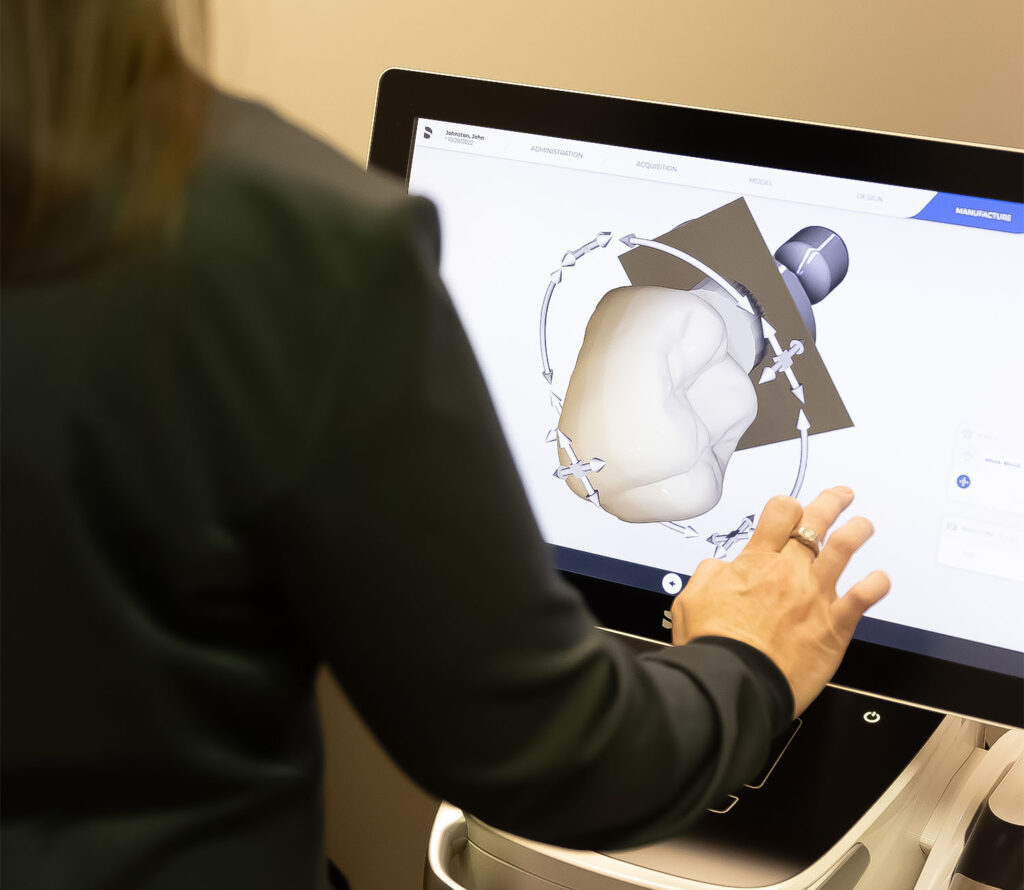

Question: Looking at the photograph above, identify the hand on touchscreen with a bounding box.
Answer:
[670,487,890,717]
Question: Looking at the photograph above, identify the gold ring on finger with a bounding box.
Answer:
[789,525,821,557]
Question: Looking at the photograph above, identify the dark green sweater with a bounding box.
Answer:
[1,93,791,889]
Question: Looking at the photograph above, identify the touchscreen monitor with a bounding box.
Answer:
[370,71,1024,727]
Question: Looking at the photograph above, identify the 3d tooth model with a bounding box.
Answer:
[538,199,853,555]
[556,283,759,523]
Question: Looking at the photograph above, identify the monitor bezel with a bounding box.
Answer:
[369,68,1024,728]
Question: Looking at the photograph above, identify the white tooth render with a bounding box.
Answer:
[558,285,760,523]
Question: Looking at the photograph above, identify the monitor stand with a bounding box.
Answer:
[429,684,1024,889]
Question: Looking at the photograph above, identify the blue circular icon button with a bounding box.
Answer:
[956,474,971,489]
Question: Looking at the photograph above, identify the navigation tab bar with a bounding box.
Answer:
[414,118,1020,233]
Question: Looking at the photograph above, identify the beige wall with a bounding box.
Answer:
[209,0,1024,164]
[206,3,1022,886]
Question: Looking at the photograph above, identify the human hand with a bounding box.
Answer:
[670,487,890,716]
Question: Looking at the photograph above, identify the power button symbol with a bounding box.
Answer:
[863,711,881,724]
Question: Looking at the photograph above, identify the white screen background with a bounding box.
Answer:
[409,140,1024,655]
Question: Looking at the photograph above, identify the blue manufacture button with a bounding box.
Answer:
[914,193,1024,233]
[957,474,972,489]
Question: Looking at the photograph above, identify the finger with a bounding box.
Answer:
[781,486,855,559]
[814,516,875,588]
[832,570,891,639]
[747,495,803,551]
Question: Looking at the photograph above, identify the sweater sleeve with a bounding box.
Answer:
[254,193,793,850]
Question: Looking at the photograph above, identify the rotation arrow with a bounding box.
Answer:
[552,430,603,506]
[661,521,701,538]
[790,409,811,498]
[571,231,613,259]
[553,457,606,480]
[563,231,613,267]
[539,269,562,383]
[706,515,756,558]
[540,234,612,384]
[758,320,805,402]
[761,318,783,356]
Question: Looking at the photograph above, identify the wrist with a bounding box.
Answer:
[689,636,796,731]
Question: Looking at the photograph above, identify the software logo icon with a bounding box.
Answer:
[423,126,433,139]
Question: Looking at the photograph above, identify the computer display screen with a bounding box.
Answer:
[370,71,1024,726]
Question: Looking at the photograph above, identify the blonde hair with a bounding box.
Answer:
[1,0,208,280]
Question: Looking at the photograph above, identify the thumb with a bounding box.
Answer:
[671,596,690,645]
[832,571,891,640]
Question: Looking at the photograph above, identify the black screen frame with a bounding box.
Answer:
[369,68,1024,728]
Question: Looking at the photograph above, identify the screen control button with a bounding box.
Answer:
[745,717,802,789]
[707,794,739,814]
[863,710,881,724]
[662,573,683,594]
